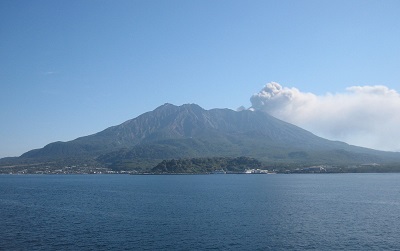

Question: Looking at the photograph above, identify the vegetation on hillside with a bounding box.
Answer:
[151,156,262,174]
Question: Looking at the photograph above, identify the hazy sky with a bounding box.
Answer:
[1,0,400,157]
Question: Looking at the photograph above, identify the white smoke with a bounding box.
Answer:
[250,82,400,152]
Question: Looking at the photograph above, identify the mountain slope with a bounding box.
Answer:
[10,103,400,168]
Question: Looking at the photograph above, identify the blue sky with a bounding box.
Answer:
[1,0,400,157]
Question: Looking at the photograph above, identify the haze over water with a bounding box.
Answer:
[1,174,399,250]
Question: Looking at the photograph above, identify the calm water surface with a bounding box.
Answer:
[1,174,399,250]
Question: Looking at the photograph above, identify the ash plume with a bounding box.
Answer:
[250,82,400,151]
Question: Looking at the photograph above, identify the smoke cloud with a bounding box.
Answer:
[250,82,400,152]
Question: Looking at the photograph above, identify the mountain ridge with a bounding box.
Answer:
[3,103,400,170]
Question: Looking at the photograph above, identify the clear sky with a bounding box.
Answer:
[1,0,400,157]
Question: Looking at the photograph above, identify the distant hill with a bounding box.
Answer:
[151,157,262,174]
[2,103,400,170]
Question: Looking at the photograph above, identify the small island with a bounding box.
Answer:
[151,156,263,174]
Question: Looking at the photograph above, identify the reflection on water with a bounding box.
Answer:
[1,174,399,250]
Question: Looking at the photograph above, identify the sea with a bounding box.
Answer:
[1,174,399,250]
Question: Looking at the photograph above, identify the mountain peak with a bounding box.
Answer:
[14,103,400,167]
[156,103,204,110]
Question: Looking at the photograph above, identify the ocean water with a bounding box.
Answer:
[1,174,399,250]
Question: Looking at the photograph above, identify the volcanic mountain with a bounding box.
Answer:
[4,103,400,170]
